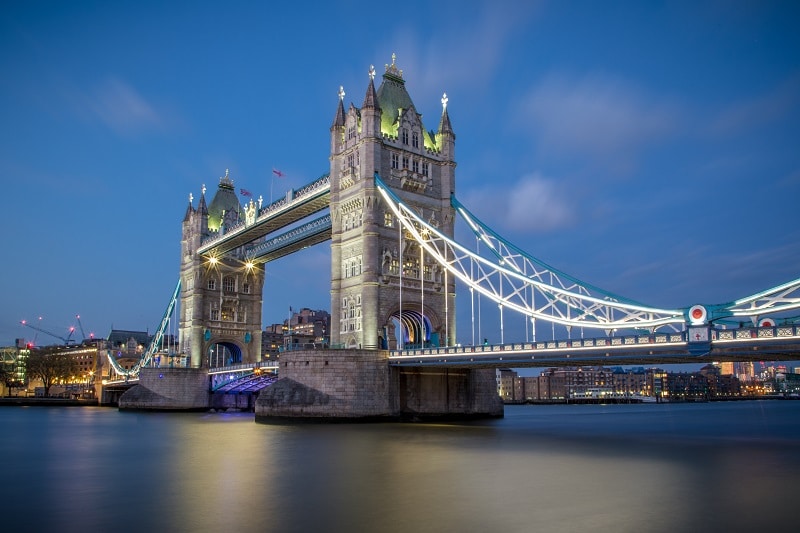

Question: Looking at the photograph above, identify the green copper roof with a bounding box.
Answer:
[377,70,414,136]
[207,171,241,231]
[375,57,439,150]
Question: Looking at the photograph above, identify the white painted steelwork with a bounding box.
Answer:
[376,174,685,331]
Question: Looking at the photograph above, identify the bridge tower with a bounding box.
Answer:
[329,56,457,350]
[179,172,264,367]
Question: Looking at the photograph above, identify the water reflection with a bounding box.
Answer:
[1,401,798,532]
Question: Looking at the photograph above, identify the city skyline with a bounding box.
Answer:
[2,1,799,348]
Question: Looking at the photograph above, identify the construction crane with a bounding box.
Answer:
[20,319,76,346]
[75,314,93,341]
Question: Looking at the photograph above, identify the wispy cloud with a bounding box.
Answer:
[383,2,542,101]
[707,75,800,137]
[461,172,574,233]
[519,73,680,172]
[81,78,168,135]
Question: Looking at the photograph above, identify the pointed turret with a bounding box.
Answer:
[361,65,381,138]
[183,193,195,223]
[438,94,454,135]
[436,92,455,161]
[331,85,346,155]
[197,185,209,235]
[197,185,208,216]
[363,65,379,109]
[332,87,346,129]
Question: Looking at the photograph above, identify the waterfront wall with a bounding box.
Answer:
[255,349,503,422]
[398,367,503,419]
[256,349,396,421]
[118,368,209,411]
[115,351,503,419]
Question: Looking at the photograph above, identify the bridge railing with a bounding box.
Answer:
[199,174,330,251]
[279,343,340,352]
[388,325,800,358]
[247,214,331,259]
[208,360,279,374]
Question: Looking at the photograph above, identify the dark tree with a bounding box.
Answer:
[25,348,79,397]
[0,364,17,397]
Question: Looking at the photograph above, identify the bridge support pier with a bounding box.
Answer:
[118,368,209,411]
[255,350,503,422]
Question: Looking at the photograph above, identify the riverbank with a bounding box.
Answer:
[508,394,797,405]
[0,397,99,407]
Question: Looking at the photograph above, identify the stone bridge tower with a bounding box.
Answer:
[179,172,264,367]
[329,56,456,350]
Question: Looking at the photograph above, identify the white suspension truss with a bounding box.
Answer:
[720,278,800,320]
[375,174,685,332]
[107,279,181,378]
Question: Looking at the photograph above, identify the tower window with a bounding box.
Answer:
[412,131,419,148]
[384,212,393,227]
[412,160,419,173]
[223,277,235,292]
[207,278,217,290]
[391,153,399,169]
[422,162,429,177]
[401,128,409,145]
[402,157,409,170]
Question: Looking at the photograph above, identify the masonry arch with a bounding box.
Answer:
[384,308,442,350]
[206,339,243,368]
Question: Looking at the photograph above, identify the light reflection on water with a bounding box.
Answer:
[1,401,798,532]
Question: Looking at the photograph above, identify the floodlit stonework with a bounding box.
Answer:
[179,174,265,368]
[329,56,456,351]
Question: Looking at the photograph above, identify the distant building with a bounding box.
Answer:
[106,329,150,377]
[261,324,284,360]
[0,340,29,395]
[718,361,735,376]
[261,308,331,359]
[497,369,516,401]
[611,367,648,397]
[502,365,743,402]
[537,367,616,400]
[286,308,330,348]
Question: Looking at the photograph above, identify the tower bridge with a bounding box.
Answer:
[115,56,800,419]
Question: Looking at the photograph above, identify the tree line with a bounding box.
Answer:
[1,347,80,397]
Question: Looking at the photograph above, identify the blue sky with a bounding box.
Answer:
[1,0,799,350]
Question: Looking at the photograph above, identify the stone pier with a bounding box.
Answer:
[118,368,209,411]
[255,349,503,422]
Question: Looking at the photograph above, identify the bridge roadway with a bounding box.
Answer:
[197,174,331,259]
[388,324,800,368]
[247,214,331,263]
[106,326,798,396]
[209,361,279,392]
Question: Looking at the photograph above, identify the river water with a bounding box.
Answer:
[1,401,798,532]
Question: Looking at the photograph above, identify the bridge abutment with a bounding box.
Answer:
[255,349,502,422]
[118,368,209,411]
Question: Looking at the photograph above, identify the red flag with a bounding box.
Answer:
[240,188,252,197]
[272,168,285,178]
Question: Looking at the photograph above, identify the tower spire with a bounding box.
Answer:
[363,65,378,109]
[438,92,453,135]
[183,192,195,222]
[332,85,346,128]
[197,184,208,215]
